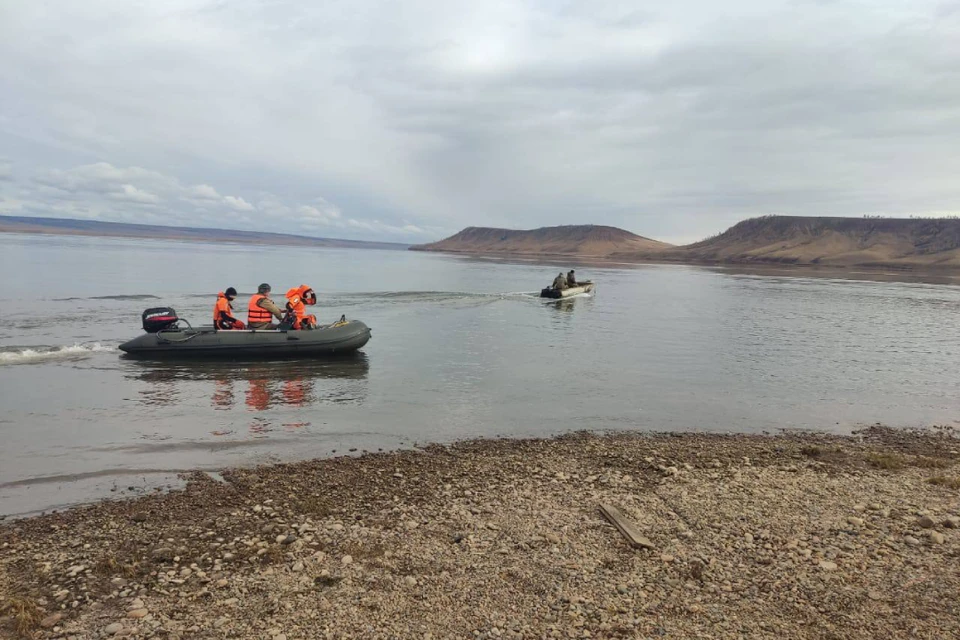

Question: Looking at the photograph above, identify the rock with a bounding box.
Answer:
[131,513,148,523]
[127,608,149,619]
[743,533,754,544]
[404,576,417,586]
[40,612,64,628]
[930,531,945,545]
[904,536,921,546]
[847,517,864,527]
[215,579,228,588]
[660,554,675,563]
[916,516,936,529]
[275,534,287,544]
[818,561,838,571]
[281,534,297,545]
[151,547,175,562]
[292,562,304,572]
[341,555,353,565]
[943,516,959,529]
[867,591,883,601]
[544,533,560,545]
[111,577,128,587]
[105,623,124,635]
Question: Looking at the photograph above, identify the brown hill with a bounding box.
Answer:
[621,216,960,269]
[412,225,671,257]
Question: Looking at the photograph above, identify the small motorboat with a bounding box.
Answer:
[119,307,371,357]
[540,281,595,299]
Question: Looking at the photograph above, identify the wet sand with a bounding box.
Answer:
[2,426,959,639]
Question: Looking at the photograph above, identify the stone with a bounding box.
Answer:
[929,531,945,545]
[40,612,64,628]
[916,516,936,529]
[904,536,921,546]
[281,534,297,545]
[743,533,754,544]
[105,623,124,635]
[818,561,838,571]
[847,517,864,527]
[544,533,560,545]
[943,516,959,529]
[867,591,883,601]
[151,547,175,562]
[127,608,149,619]
[292,562,304,572]
[341,555,353,565]
[404,576,417,586]
[215,579,228,588]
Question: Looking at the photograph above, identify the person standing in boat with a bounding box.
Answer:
[213,287,245,330]
[552,272,568,290]
[567,270,577,286]
[247,283,285,329]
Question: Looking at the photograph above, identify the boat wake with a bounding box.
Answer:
[52,294,161,301]
[0,343,115,366]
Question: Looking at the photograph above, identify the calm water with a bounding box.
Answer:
[1,233,959,516]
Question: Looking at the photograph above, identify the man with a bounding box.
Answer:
[567,270,577,286]
[247,283,285,329]
[552,272,568,290]
[213,287,245,330]
[285,284,318,330]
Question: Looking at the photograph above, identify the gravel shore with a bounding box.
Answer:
[2,426,959,639]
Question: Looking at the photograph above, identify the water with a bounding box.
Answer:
[1,233,959,516]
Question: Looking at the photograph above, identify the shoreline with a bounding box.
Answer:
[2,427,959,639]
[412,247,960,277]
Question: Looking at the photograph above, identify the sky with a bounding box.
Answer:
[1,1,959,245]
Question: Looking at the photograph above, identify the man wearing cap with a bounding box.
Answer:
[247,283,285,329]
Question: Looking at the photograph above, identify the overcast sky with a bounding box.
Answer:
[1,1,959,244]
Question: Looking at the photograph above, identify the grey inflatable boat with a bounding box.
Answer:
[119,307,371,357]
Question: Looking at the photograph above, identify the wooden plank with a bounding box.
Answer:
[599,503,655,550]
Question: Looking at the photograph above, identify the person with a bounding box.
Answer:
[567,270,577,286]
[213,287,245,330]
[284,284,318,330]
[552,272,568,290]
[247,283,284,329]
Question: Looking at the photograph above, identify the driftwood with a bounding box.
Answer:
[599,503,655,550]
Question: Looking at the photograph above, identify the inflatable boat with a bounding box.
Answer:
[119,307,371,357]
[540,281,595,299]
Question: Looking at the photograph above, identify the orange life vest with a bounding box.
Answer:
[214,292,235,326]
[247,294,273,324]
[285,285,316,329]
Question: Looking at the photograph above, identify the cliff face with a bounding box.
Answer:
[636,216,960,267]
[412,225,671,256]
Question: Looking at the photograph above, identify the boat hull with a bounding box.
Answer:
[118,320,371,358]
[540,282,595,299]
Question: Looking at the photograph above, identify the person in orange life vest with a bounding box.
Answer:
[247,283,284,329]
[213,287,246,330]
[284,284,318,330]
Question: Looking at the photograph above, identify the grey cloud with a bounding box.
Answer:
[1,0,959,242]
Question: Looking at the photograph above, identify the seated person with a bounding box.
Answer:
[213,287,245,330]
[285,284,318,330]
[567,269,577,286]
[247,283,285,329]
[552,272,568,290]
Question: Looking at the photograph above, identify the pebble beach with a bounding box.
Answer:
[2,426,959,639]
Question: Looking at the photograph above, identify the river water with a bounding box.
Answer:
[1,233,959,516]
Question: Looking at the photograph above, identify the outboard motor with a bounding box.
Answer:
[142,307,180,333]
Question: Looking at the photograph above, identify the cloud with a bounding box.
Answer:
[1,1,960,242]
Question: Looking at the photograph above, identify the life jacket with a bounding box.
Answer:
[247,294,273,324]
[214,292,236,327]
[285,285,316,328]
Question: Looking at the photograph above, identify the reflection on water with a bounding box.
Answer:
[124,354,370,410]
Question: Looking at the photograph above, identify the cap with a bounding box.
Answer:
[258,283,271,294]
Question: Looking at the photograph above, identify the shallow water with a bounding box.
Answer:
[1,233,959,516]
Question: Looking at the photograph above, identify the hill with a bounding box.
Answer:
[411,225,671,257]
[617,216,960,269]
[0,215,408,250]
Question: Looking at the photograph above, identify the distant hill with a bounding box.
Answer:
[616,216,960,269]
[412,225,671,257]
[0,215,408,250]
